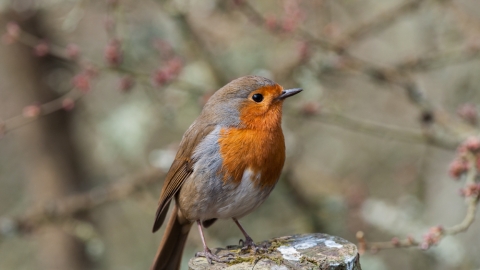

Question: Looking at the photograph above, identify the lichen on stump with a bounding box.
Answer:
[188,233,361,270]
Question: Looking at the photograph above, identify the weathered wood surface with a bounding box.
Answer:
[189,233,361,270]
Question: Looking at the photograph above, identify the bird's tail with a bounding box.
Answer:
[150,205,192,270]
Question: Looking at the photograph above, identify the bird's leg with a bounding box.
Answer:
[232,218,258,251]
[194,220,232,264]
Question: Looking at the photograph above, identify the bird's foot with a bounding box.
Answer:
[239,236,268,254]
[195,247,234,264]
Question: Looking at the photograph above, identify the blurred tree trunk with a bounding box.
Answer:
[0,11,88,270]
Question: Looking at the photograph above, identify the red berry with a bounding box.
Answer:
[448,159,469,179]
[62,98,75,111]
[72,73,91,93]
[34,41,49,57]
[457,103,477,125]
[104,39,122,66]
[301,102,320,116]
[464,137,480,152]
[66,44,80,60]
[23,105,41,118]
[152,69,170,86]
[119,76,135,92]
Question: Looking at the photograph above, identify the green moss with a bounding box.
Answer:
[300,255,320,267]
[227,256,255,265]
[268,238,290,252]
[226,253,285,266]
[267,255,284,265]
[224,238,296,267]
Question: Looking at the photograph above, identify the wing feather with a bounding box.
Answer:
[152,123,215,232]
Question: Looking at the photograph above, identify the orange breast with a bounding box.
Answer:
[218,127,285,188]
[218,83,286,188]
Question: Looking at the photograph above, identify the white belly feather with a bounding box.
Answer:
[215,169,271,219]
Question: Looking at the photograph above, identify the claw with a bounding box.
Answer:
[239,236,269,254]
[195,248,233,264]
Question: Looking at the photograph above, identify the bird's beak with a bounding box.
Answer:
[278,88,303,100]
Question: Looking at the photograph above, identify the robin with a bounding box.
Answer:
[151,75,302,270]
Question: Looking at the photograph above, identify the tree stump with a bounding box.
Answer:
[189,233,361,270]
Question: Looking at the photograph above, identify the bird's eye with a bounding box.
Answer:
[252,93,264,103]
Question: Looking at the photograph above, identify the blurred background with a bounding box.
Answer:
[1,0,480,269]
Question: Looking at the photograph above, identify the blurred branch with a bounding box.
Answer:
[316,50,480,139]
[441,0,480,39]
[443,188,478,235]
[1,88,83,136]
[0,20,186,137]
[0,11,91,269]
[236,1,340,52]
[150,0,232,86]
[443,152,479,234]
[174,13,231,86]
[0,168,164,242]
[304,110,460,150]
[335,0,425,49]
[356,231,418,252]
[357,149,479,252]
[14,27,73,60]
[235,2,421,98]
[237,0,480,141]
[393,46,480,72]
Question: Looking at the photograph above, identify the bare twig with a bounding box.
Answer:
[0,21,186,137]
[443,152,479,235]
[335,0,424,49]
[393,46,480,72]
[0,168,164,241]
[1,88,84,136]
[358,150,479,252]
[441,0,480,39]
[356,231,418,253]
[302,110,460,150]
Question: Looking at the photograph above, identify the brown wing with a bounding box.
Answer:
[152,123,215,232]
